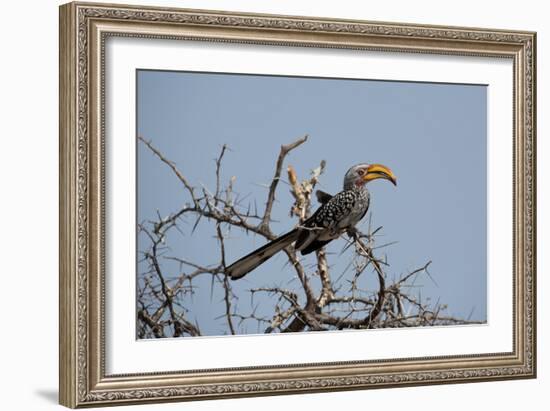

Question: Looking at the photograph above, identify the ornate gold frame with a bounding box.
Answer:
[59,1,536,408]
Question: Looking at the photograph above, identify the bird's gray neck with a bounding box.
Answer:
[343,182,368,192]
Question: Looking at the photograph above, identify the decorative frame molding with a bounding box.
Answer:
[59,2,536,408]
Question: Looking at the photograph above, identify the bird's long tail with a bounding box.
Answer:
[226,229,299,280]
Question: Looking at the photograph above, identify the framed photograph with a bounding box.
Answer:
[59,1,536,408]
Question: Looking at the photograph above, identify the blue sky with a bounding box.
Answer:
[137,69,487,336]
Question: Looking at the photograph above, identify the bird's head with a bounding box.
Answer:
[343,163,397,190]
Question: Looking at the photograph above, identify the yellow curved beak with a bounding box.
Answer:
[363,164,397,186]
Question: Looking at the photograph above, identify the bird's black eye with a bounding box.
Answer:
[357,169,365,176]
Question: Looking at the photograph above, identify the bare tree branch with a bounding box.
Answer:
[261,135,308,231]
[138,136,200,208]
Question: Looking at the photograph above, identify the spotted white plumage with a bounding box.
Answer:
[293,187,370,253]
[314,188,370,228]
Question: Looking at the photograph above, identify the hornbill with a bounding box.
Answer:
[226,163,397,280]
